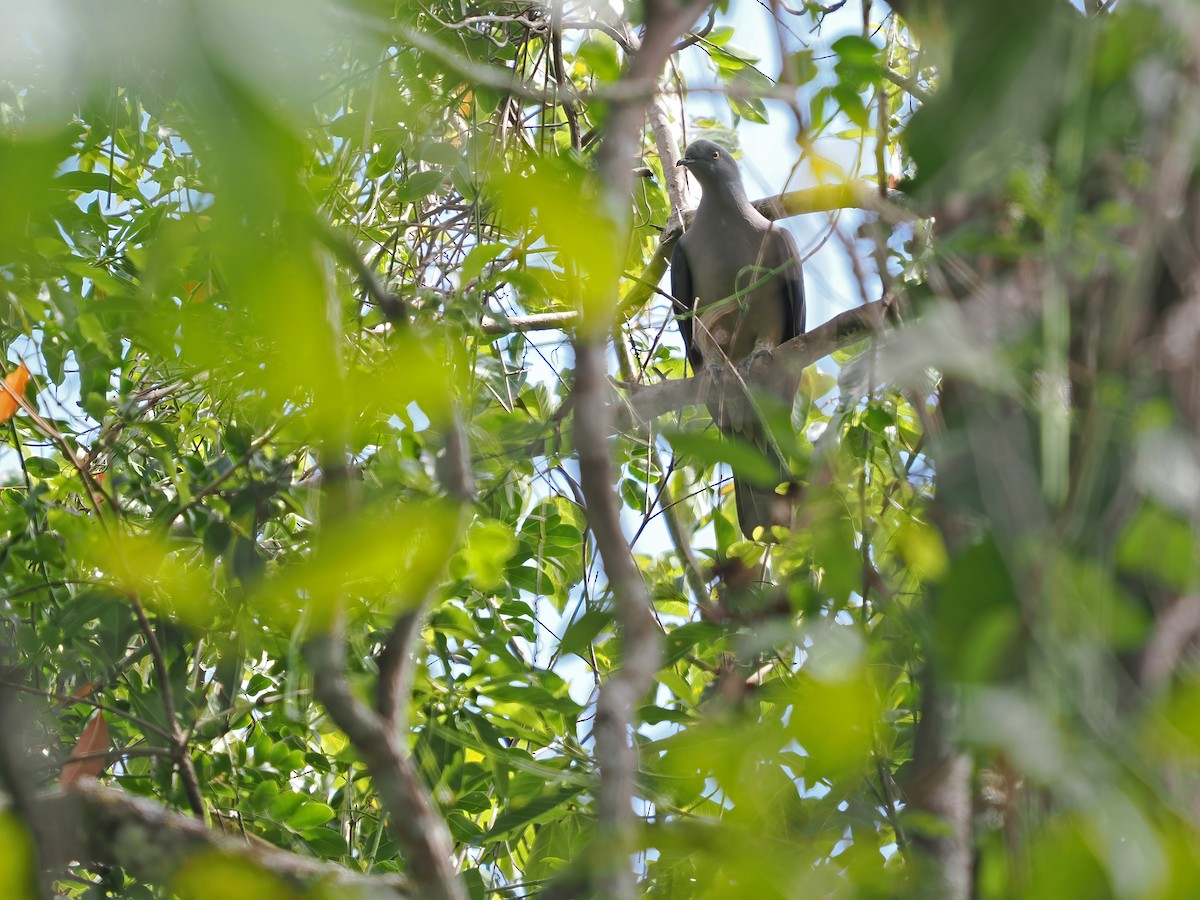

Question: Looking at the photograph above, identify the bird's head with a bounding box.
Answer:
[676,140,744,192]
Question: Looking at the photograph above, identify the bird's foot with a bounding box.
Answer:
[740,346,775,377]
[703,363,728,385]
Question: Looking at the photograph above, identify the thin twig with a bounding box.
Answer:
[127,592,207,820]
[0,679,174,743]
[1,377,110,519]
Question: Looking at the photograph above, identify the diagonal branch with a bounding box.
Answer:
[620,294,898,423]
[43,780,411,897]
[127,591,207,821]
[377,416,475,730]
[306,629,464,900]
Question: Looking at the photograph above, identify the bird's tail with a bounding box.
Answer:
[733,475,795,541]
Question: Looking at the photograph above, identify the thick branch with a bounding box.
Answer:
[41,781,409,897]
[307,633,465,900]
[621,296,897,423]
[756,182,918,226]
[575,3,709,897]
[907,671,972,900]
[573,337,663,899]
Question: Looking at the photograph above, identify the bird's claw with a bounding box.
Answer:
[741,347,774,376]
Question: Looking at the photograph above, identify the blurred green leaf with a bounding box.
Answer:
[664,429,781,487]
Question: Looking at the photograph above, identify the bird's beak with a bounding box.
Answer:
[676,158,692,168]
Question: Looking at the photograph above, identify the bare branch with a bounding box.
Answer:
[573,3,711,897]
[882,66,933,104]
[307,630,465,900]
[43,780,410,897]
[670,7,716,53]
[621,295,898,423]
[480,311,579,334]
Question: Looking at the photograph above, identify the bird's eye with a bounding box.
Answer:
[711,150,720,159]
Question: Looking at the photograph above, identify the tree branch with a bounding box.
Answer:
[41,780,410,897]
[306,631,465,900]
[882,66,933,104]
[128,592,207,820]
[378,415,475,730]
[479,183,917,336]
[620,295,898,424]
[573,3,710,896]
[480,311,579,335]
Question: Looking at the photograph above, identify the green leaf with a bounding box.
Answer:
[575,36,621,82]
[248,780,278,813]
[24,456,60,478]
[395,169,445,203]
[484,786,585,842]
[268,790,305,820]
[415,140,462,168]
[558,607,613,658]
[729,95,769,125]
[832,83,870,129]
[288,801,335,830]
[1117,502,1200,590]
[664,429,782,487]
[301,826,349,857]
[785,49,819,86]
[664,622,725,665]
[459,519,518,590]
[832,34,881,88]
[461,243,509,284]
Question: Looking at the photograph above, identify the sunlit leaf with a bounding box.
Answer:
[0,362,31,423]
[664,429,781,487]
[0,813,35,900]
[171,852,293,900]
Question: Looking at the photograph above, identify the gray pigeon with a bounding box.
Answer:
[671,140,806,539]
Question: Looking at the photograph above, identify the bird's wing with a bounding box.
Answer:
[768,224,806,340]
[669,239,705,372]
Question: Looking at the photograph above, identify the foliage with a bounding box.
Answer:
[2,1,1199,898]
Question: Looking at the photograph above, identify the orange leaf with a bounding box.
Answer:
[0,362,31,423]
[59,710,110,787]
[71,682,95,700]
[182,280,209,303]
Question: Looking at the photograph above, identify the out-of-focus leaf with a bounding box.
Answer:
[171,852,292,900]
[486,156,622,321]
[484,786,585,843]
[575,35,621,82]
[664,429,781,487]
[1117,502,1200,591]
[0,813,35,900]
